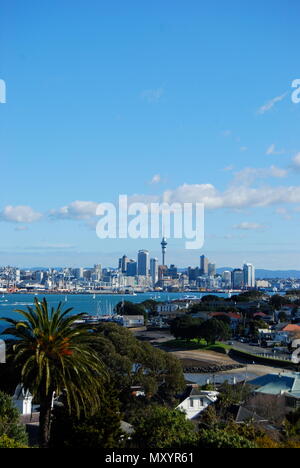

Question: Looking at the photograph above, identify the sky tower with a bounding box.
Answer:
[161,237,167,266]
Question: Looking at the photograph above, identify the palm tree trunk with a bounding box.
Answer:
[39,391,54,448]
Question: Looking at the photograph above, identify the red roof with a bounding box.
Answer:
[210,312,241,320]
[253,312,268,318]
[282,324,300,332]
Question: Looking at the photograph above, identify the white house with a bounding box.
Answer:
[120,315,145,328]
[13,385,33,416]
[176,387,219,420]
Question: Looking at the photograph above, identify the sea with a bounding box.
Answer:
[0,291,229,333]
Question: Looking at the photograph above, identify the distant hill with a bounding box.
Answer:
[217,268,300,279]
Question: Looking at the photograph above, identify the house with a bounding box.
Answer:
[156,303,180,314]
[13,385,33,416]
[176,386,218,420]
[120,315,145,328]
[272,323,300,344]
[248,372,300,411]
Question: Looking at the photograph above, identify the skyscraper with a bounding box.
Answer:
[208,263,216,277]
[126,260,137,277]
[222,270,232,288]
[232,269,244,289]
[121,255,129,274]
[243,263,255,288]
[200,255,209,276]
[150,258,158,285]
[138,250,149,276]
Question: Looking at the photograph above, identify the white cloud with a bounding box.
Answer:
[266,144,285,156]
[233,165,288,185]
[233,222,267,230]
[275,207,292,220]
[0,205,42,223]
[258,93,287,114]
[223,165,235,172]
[151,183,300,210]
[292,153,300,169]
[50,201,98,220]
[150,174,161,184]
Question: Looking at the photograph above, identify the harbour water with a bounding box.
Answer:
[0,291,222,332]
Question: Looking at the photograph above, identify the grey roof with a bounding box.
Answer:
[249,372,300,396]
[236,406,267,423]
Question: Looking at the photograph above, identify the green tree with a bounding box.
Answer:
[0,391,28,445]
[131,406,198,449]
[95,323,185,408]
[50,385,123,448]
[198,319,231,345]
[0,434,28,448]
[198,429,256,448]
[0,298,106,448]
[270,294,289,309]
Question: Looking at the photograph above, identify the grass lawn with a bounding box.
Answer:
[163,338,232,354]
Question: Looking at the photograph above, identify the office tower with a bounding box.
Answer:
[93,264,102,281]
[208,263,216,277]
[161,237,167,266]
[188,267,201,282]
[200,255,209,275]
[150,258,159,285]
[222,270,232,288]
[232,269,244,289]
[74,268,84,280]
[137,250,149,276]
[126,260,137,277]
[121,255,129,274]
[243,263,255,288]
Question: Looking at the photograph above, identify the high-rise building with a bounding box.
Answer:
[243,263,255,288]
[121,255,129,274]
[137,250,149,276]
[74,268,84,280]
[208,263,216,277]
[126,260,137,277]
[150,258,158,285]
[222,270,232,288]
[200,255,209,276]
[93,264,102,281]
[232,269,244,289]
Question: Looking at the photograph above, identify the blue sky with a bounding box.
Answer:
[1,0,300,269]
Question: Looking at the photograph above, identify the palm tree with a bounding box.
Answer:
[0,298,106,448]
